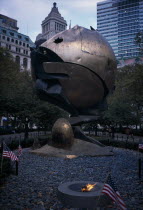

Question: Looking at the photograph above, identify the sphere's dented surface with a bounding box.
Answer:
[31,25,117,116]
[52,118,74,148]
[42,25,116,91]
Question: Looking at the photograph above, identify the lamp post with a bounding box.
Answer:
[24,117,29,140]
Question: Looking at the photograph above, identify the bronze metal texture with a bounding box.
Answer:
[52,118,74,148]
[41,25,116,92]
[43,62,104,108]
[31,25,117,117]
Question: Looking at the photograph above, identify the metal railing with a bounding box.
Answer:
[0,131,51,145]
[86,130,143,148]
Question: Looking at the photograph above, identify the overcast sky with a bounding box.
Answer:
[0,0,105,42]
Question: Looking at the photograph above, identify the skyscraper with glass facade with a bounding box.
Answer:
[97,0,143,62]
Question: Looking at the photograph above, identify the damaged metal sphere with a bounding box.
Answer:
[31,25,116,117]
[52,118,74,148]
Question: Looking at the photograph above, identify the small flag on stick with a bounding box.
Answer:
[102,173,126,210]
[3,142,18,161]
[139,144,143,150]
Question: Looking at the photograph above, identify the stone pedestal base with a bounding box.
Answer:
[58,181,112,209]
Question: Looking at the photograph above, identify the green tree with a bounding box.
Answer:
[122,64,143,128]
[34,102,68,131]
[0,47,20,120]
[0,47,68,136]
[104,63,143,128]
[0,47,38,137]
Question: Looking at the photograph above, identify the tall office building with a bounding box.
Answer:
[0,14,34,71]
[97,0,143,65]
[36,2,67,42]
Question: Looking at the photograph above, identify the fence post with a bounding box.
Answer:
[19,134,21,141]
[132,135,135,149]
[138,158,142,179]
[126,136,128,149]
[16,160,18,176]
[0,141,4,175]
[15,136,17,148]
[9,136,11,145]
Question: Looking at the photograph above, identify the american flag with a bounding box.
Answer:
[139,144,143,150]
[18,144,22,156]
[102,173,126,210]
[3,142,18,161]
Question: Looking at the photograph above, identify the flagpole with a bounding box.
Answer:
[16,138,20,175]
[16,160,18,176]
[18,137,20,158]
[96,171,111,209]
[96,147,115,209]
[0,141,4,175]
[95,148,112,208]
[138,144,141,180]
[19,135,21,146]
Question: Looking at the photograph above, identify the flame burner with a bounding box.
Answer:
[58,181,111,209]
[81,183,96,192]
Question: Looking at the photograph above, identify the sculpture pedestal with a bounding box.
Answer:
[30,138,113,157]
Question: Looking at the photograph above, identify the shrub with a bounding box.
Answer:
[38,135,52,146]
[0,127,15,135]
[93,136,140,151]
[9,139,19,150]
[132,130,143,136]
[21,138,34,148]
[0,154,12,179]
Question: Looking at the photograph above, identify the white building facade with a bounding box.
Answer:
[36,2,67,42]
[0,14,34,71]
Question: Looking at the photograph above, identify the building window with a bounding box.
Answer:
[15,56,20,66]
[16,47,20,53]
[2,36,5,40]
[10,32,14,36]
[15,40,18,44]
[11,38,14,42]
[2,29,6,34]
[23,49,25,54]
[43,26,45,33]
[25,37,29,41]
[18,35,22,39]
[27,44,29,47]
[7,37,10,41]
[19,41,22,45]
[26,51,28,55]
[23,58,28,69]
[23,42,25,47]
